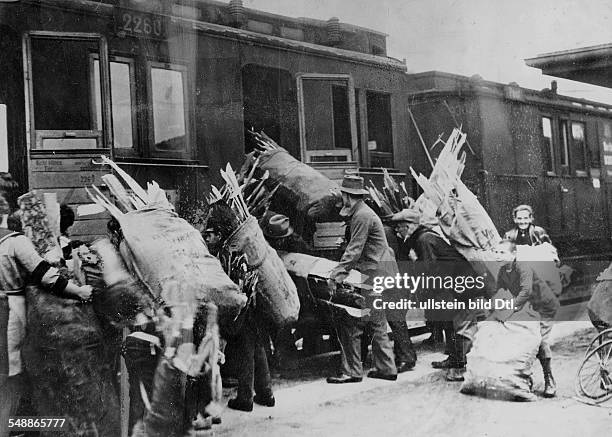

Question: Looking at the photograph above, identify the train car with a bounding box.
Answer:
[404,71,612,257]
[0,0,411,241]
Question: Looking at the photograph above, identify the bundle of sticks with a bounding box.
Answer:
[207,164,262,297]
[86,156,171,219]
[207,162,280,219]
[410,128,500,250]
[206,163,300,326]
[366,169,414,218]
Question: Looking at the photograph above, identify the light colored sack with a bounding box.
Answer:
[118,206,246,322]
[226,216,299,326]
[460,291,541,402]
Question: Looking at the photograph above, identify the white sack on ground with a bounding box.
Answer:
[460,291,542,402]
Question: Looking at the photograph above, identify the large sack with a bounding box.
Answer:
[588,273,612,326]
[245,148,340,220]
[460,292,541,402]
[516,243,562,297]
[437,181,501,250]
[117,206,246,322]
[226,216,299,326]
[22,286,121,436]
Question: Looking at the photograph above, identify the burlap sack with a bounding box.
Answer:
[226,216,299,326]
[118,206,246,322]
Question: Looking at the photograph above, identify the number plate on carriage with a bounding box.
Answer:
[115,8,167,40]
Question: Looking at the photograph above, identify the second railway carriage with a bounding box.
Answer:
[404,71,612,273]
[0,0,411,241]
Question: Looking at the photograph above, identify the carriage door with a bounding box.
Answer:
[23,32,112,240]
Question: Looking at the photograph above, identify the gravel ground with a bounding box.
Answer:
[217,326,612,437]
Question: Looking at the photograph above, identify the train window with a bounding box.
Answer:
[297,74,357,163]
[149,63,188,155]
[30,38,102,146]
[366,91,394,168]
[541,117,554,173]
[241,65,298,155]
[571,121,587,173]
[92,57,136,150]
[558,120,570,169]
[0,104,7,172]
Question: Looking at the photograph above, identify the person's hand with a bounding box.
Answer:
[76,284,93,300]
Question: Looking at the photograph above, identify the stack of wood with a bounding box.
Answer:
[312,222,346,249]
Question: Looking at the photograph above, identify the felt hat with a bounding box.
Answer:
[262,214,294,239]
[339,175,368,195]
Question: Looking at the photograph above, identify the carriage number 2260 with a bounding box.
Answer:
[120,12,164,38]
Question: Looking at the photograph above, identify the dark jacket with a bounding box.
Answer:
[406,226,475,277]
[504,225,551,246]
[497,259,559,319]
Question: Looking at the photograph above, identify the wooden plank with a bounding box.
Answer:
[30,171,106,189]
[34,187,108,205]
[68,204,111,221]
[30,157,110,173]
[69,219,109,236]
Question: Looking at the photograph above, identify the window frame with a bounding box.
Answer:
[23,31,112,154]
[90,54,138,156]
[296,73,358,164]
[570,120,588,176]
[365,90,394,168]
[146,60,192,160]
[541,115,555,176]
[558,118,570,174]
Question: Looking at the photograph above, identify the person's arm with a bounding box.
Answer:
[513,261,533,311]
[335,213,370,275]
[13,235,92,300]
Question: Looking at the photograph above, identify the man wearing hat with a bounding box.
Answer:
[391,208,481,381]
[261,213,310,254]
[327,175,398,383]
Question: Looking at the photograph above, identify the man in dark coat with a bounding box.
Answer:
[391,208,482,381]
[327,176,398,383]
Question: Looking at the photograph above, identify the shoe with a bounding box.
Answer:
[326,374,363,384]
[367,370,397,381]
[445,367,466,382]
[212,416,222,425]
[227,397,253,412]
[396,361,416,373]
[541,358,557,398]
[254,394,275,407]
[431,357,463,369]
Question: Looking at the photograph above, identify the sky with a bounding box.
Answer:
[245,0,612,104]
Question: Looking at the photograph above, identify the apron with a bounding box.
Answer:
[0,230,26,378]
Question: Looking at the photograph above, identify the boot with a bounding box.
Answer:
[541,358,557,398]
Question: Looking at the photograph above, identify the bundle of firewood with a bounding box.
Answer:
[366,169,414,218]
[410,128,500,251]
[240,131,341,222]
[206,163,300,327]
[207,163,279,221]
